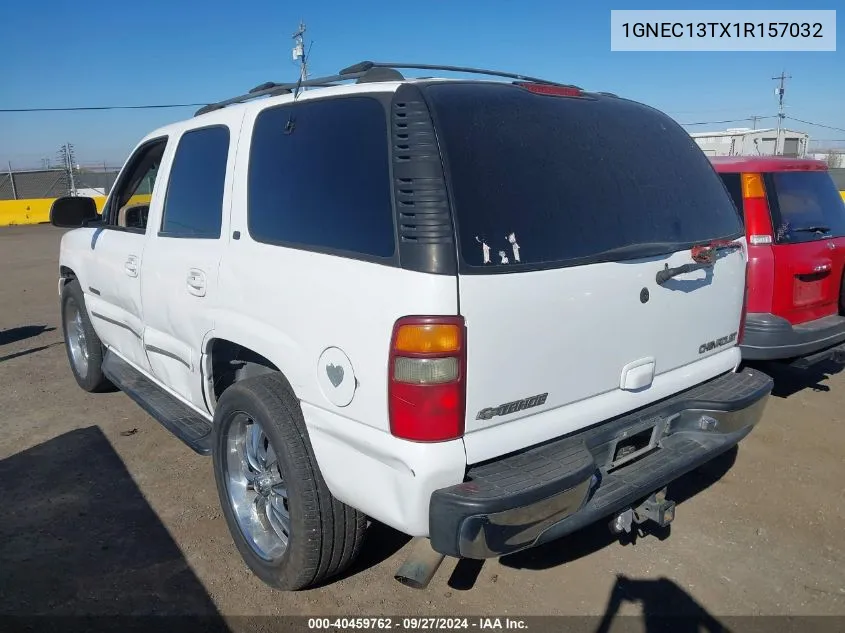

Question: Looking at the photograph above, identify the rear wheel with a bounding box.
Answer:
[61,280,111,392]
[212,372,366,590]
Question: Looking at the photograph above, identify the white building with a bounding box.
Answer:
[690,127,809,158]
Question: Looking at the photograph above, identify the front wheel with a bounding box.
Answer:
[211,373,366,590]
[61,280,111,392]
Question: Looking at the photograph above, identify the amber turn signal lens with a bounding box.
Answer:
[741,173,766,199]
[394,324,461,354]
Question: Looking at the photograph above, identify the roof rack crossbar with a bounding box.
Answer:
[194,71,367,116]
[339,61,579,89]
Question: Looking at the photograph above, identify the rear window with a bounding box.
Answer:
[719,173,744,219]
[424,83,743,270]
[766,171,845,244]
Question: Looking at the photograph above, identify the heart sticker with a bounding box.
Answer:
[326,363,344,388]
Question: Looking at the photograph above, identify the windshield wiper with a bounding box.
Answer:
[791,225,831,234]
[655,240,742,286]
[592,242,686,260]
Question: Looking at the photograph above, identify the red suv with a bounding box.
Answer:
[711,156,845,367]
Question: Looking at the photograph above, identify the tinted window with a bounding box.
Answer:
[719,173,744,220]
[161,126,229,238]
[767,171,845,244]
[248,97,395,258]
[425,83,743,270]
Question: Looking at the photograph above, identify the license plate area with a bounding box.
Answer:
[606,420,661,472]
[793,272,829,307]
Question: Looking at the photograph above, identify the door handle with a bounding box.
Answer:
[124,256,139,277]
[187,269,207,297]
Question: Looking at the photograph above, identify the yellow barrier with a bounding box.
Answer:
[3,193,845,226]
[0,197,107,227]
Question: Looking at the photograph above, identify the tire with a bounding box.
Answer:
[211,372,367,590]
[61,279,112,393]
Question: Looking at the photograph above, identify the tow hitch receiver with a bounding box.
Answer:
[609,488,676,534]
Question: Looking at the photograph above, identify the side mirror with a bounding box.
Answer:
[49,196,100,228]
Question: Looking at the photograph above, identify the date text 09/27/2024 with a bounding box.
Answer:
[308,618,528,631]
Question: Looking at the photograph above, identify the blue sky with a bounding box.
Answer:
[0,0,842,167]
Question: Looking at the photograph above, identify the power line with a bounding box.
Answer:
[680,116,776,126]
[785,116,845,134]
[0,103,209,113]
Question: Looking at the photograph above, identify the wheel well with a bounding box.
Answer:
[209,339,280,402]
[60,266,77,286]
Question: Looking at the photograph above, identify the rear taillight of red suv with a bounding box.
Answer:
[741,173,774,246]
[739,172,776,316]
[388,316,466,442]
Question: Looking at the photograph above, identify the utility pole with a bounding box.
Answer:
[292,21,308,84]
[58,143,77,196]
[7,161,17,200]
[750,115,762,130]
[772,71,791,155]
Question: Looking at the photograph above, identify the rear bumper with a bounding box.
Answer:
[740,312,845,364]
[428,368,772,559]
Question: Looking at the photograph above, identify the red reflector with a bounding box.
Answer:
[517,83,583,98]
[389,382,464,442]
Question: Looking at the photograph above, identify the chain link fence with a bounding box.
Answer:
[0,165,120,200]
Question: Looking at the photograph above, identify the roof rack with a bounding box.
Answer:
[194,61,579,117]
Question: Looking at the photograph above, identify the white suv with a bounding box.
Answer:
[51,61,773,591]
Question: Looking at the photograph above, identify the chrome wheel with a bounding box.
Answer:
[224,413,291,561]
[65,298,89,377]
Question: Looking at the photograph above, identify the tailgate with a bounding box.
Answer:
[459,247,745,437]
[766,170,845,324]
[421,81,746,458]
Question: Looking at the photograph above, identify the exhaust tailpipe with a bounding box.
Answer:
[394,538,446,590]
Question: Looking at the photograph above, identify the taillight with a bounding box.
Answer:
[388,316,466,442]
[740,173,774,244]
[739,171,775,315]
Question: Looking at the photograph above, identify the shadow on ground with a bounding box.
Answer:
[0,324,55,346]
[0,426,228,626]
[0,341,64,363]
[747,359,845,399]
[594,574,727,633]
[322,521,412,588]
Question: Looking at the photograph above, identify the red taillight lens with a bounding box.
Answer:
[388,316,466,442]
[516,82,583,98]
[740,173,774,242]
[739,171,775,315]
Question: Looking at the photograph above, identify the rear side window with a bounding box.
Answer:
[719,173,744,219]
[767,171,845,244]
[425,83,743,270]
[248,97,395,259]
[161,126,230,238]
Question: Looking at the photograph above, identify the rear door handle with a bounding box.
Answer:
[124,255,139,277]
[794,261,832,275]
[187,269,207,297]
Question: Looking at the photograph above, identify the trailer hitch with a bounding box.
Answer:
[609,488,676,535]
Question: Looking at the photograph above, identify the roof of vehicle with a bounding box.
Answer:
[709,156,828,173]
[139,60,596,147]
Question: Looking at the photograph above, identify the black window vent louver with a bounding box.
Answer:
[391,87,454,250]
